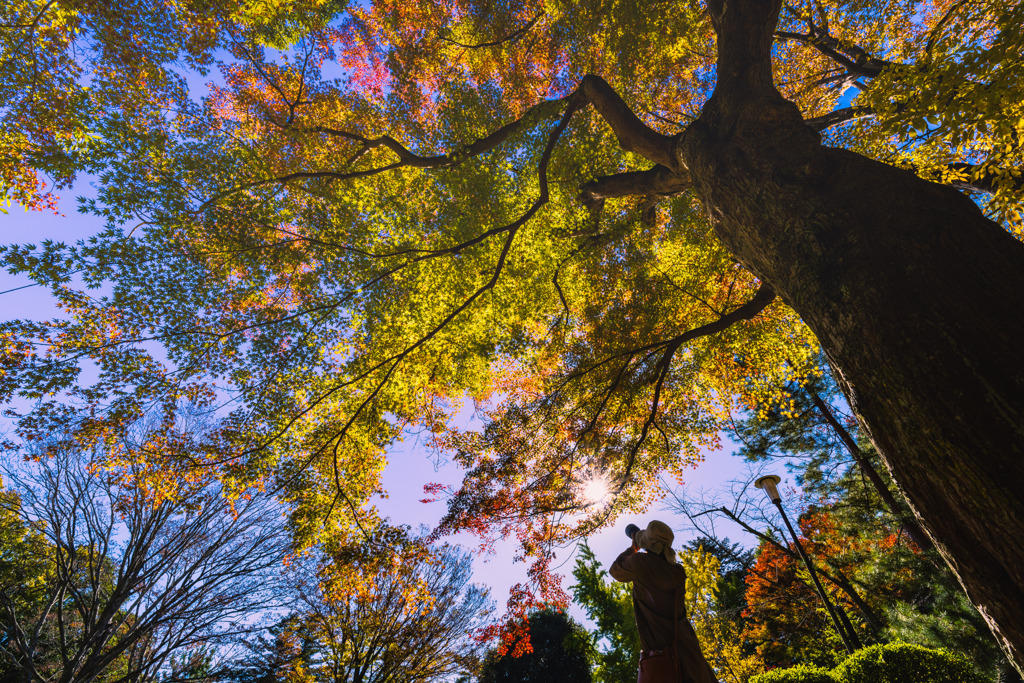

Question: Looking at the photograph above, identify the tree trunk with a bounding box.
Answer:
[677,0,1024,671]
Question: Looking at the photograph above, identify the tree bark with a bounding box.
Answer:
[676,0,1024,671]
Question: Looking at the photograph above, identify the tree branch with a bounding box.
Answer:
[944,163,1024,195]
[806,106,872,131]
[579,74,678,170]
[609,283,776,487]
[774,28,892,79]
[438,13,544,49]
[579,164,691,205]
[308,94,569,169]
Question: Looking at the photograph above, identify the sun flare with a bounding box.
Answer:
[578,470,611,507]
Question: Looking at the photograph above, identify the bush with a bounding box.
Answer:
[833,642,985,683]
[750,664,838,683]
[749,642,987,683]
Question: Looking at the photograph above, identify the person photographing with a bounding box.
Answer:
[609,520,719,683]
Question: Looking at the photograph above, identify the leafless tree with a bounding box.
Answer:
[276,541,493,683]
[0,446,289,683]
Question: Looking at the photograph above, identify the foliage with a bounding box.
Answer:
[571,542,640,683]
[279,541,493,683]
[478,608,593,683]
[728,370,853,496]
[742,530,841,668]
[0,0,821,613]
[160,645,219,683]
[851,0,1024,234]
[749,642,985,683]
[749,664,837,683]
[0,0,340,210]
[682,542,764,683]
[0,479,54,681]
[1,0,1023,650]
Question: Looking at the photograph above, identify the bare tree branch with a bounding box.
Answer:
[805,389,935,551]
[0,444,288,683]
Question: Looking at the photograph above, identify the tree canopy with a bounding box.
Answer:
[2,0,1023,672]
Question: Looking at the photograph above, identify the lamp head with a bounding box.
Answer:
[755,474,783,503]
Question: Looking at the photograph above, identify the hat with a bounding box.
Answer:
[635,520,676,563]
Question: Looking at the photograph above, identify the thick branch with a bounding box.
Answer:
[579,74,678,170]
[310,96,568,170]
[609,284,776,486]
[579,165,691,204]
[561,283,776,393]
[218,75,677,210]
[775,30,891,78]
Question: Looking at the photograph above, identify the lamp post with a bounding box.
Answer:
[754,474,857,654]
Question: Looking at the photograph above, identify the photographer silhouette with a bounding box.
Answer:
[610,520,719,683]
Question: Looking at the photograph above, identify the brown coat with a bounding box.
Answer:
[610,547,719,683]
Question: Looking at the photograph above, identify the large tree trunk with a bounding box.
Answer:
[677,0,1024,670]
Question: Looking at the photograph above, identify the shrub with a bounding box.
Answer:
[750,664,838,683]
[833,642,985,683]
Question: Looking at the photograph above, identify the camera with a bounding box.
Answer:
[625,523,640,540]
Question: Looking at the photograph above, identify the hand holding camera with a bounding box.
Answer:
[625,523,641,549]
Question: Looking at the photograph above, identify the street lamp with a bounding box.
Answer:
[754,474,858,654]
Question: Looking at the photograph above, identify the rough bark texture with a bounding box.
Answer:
[675,0,1024,670]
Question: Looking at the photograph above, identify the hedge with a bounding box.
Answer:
[834,642,985,683]
[750,664,837,683]
[748,642,985,683]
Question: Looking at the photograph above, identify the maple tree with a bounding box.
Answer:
[0,0,340,211]
[2,0,1024,671]
[741,511,866,668]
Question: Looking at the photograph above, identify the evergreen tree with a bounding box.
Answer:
[479,609,593,683]
[571,544,639,683]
